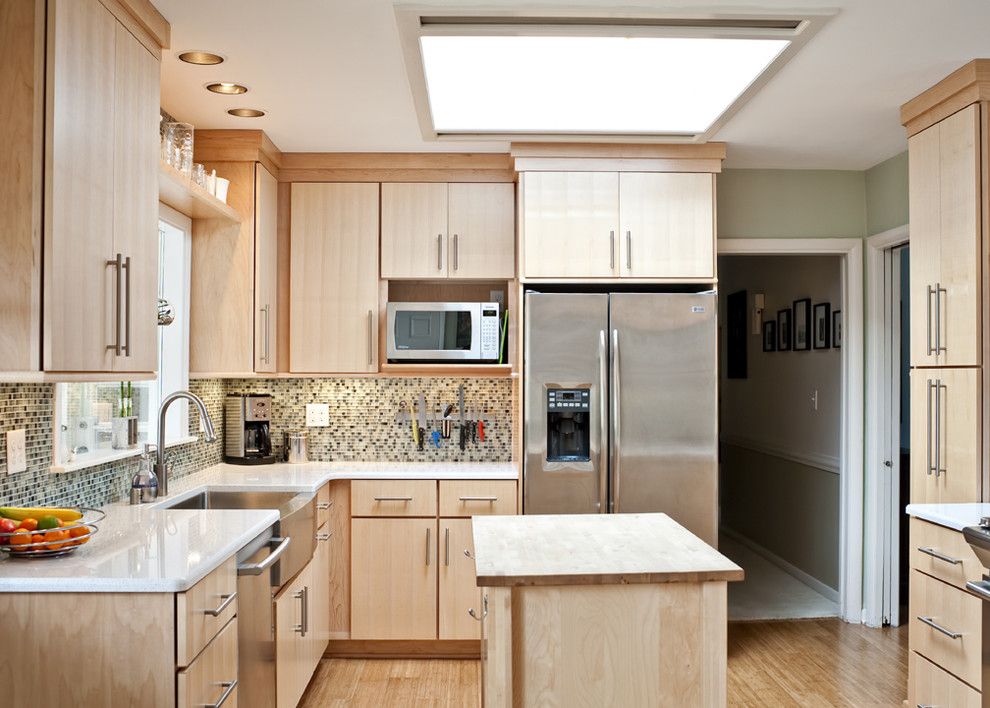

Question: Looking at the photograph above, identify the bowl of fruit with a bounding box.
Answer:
[0,506,104,559]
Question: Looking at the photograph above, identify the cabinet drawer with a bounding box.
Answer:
[351,479,437,517]
[910,517,986,590]
[909,570,982,690]
[439,480,517,517]
[317,482,331,528]
[177,557,238,667]
[177,617,238,708]
[910,650,981,707]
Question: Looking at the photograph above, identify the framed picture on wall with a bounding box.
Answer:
[762,320,777,352]
[792,298,811,351]
[813,302,831,349]
[832,309,842,348]
[777,308,791,351]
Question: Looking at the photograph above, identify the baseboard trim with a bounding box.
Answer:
[721,525,840,603]
[325,639,481,659]
[720,434,840,475]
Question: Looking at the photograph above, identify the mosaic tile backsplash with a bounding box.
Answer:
[0,377,512,508]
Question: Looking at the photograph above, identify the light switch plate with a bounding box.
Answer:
[306,403,330,427]
[6,429,26,474]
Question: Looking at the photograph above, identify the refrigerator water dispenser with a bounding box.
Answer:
[546,387,591,461]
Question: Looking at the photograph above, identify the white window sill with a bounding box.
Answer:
[50,435,200,474]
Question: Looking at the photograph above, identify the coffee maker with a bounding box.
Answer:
[224,394,276,465]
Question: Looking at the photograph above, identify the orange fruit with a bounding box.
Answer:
[19,518,38,532]
[9,529,30,546]
[68,526,90,546]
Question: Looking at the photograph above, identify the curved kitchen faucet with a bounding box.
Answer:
[155,391,217,497]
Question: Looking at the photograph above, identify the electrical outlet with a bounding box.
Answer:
[306,403,330,427]
[6,429,26,474]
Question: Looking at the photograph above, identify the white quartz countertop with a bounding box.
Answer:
[0,460,517,593]
[906,503,990,531]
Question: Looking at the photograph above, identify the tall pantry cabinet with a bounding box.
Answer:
[907,102,983,505]
[902,60,990,708]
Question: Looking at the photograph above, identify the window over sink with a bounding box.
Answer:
[52,204,193,472]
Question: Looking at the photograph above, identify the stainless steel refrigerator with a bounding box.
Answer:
[523,291,718,545]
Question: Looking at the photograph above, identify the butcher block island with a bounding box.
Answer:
[472,513,743,707]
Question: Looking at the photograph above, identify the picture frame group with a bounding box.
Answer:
[763,298,841,352]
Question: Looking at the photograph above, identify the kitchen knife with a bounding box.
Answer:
[417,394,428,451]
[458,385,466,451]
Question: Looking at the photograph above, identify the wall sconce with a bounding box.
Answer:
[752,293,765,335]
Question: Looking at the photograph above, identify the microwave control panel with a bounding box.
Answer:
[479,304,500,359]
[546,388,590,412]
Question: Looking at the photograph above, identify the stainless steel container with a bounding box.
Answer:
[285,430,308,464]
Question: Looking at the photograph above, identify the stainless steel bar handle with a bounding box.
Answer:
[293,588,305,635]
[302,585,309,636]
[317,532,331,541]
[265,304,271,363]
[122,255,131,356]
[918,546,962,565]
[926,285,935,356]
[935,283,949,356]
[203,591,238,617]
[966,579,990,600]
[463,548,474,559]
[317,501,331,510]
[445,527,450,566]
[106,254,123,355]
[468,593,488,621]
[367,310,374,366]
[926,380,935,476]
[425,527,431,566]
[610,328,621,513]
[934,379,943,478]
[609,231,615,270]
[259,305,271,363]
[917,615,962,639]
[205,680,238,708]
[374,496,413,502]
[598,330,608,513]
[453,234,458,271]
[437,234,443,271]
[459,496,497,502]
[625,231,631,270]
[237,536,291,576]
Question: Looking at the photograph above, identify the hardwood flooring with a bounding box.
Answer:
[299,619,909,707]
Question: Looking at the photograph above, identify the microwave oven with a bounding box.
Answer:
[386,302,501,362]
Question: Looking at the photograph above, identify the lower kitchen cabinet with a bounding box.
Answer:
[311,518,332,657]
[439,518,483,640]
[910,368,981,503]
[177,617,238,708]
[351,517,438,640]
[275,558,320,708]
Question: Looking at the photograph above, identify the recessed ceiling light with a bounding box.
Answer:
[228,108,265,118]
[178,51,224,65]
[207,82,248,95]
[419,35,789,134]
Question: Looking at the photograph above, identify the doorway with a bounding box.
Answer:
[718,254,843,620]
[864,225,911,627]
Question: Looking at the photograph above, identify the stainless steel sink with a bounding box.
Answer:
[164,490,301,511]
[161,488,316,587]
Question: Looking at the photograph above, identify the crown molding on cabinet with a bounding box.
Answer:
[278,152,516,183]
[510,141,726,173]
[901,58,990,136]
[98,0,170,56]
[193,129,284,178]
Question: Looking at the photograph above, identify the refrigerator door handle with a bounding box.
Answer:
[598,330,609,513]
[610,328,621,513]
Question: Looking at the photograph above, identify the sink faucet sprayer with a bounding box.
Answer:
[155,391,218,497]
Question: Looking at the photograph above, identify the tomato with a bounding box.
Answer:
[18,518,38,532]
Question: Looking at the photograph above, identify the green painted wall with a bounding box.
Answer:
[717,169,867,239]
[865,151,909,235]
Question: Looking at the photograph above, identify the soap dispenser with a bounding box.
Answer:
[130,444,159,504]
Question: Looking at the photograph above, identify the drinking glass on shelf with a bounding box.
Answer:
[161,121,194,176]
[193,163,207,189]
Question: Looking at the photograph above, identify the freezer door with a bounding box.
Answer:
[609,292,718,544]
[524,292,609,514]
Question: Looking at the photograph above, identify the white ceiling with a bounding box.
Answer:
[154,0,990,170]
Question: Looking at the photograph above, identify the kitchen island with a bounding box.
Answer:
[472,513,743,707]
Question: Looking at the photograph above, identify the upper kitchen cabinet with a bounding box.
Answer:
[618,173,715,279]
[908,104,981,368]
[514,143,723,281]
[381,182,515,279]
[189,132,282,376]
[0,0,167,375]
[290,183,380,373]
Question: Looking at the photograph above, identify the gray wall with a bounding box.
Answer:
[719,254,842,591]
[865,151,909,235]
